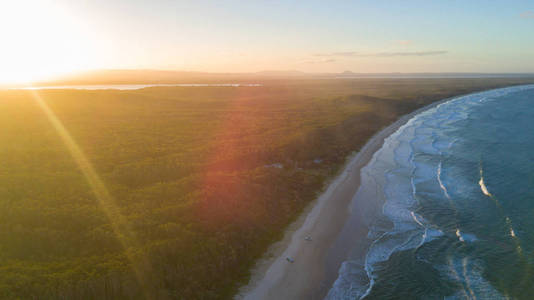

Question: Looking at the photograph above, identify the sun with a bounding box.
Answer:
[0,1,99,84]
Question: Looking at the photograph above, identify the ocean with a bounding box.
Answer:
[327,85,534,299]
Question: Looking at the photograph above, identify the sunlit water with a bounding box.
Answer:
[9,83,262,90]
[327,85,534,299]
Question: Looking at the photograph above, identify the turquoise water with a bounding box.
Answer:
[328,85,534,299]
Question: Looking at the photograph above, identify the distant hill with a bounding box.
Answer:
[36,69,311,86]
[335,72,534,79]
[26,69,534,87]
[41,69,224,85]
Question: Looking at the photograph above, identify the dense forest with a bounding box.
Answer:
[1,78,533,299]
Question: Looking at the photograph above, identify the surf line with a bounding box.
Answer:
[478,160,494,199]
[408,133,448,254]
[437,146,479,299]
[478,160,522,256]
[437,144,466,244]
[478,160,500,207]
[462,257,478,300]
[446,256,472,299]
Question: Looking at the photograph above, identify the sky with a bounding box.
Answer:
[0,0,533,83]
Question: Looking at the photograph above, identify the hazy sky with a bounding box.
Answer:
[1,0,533,82]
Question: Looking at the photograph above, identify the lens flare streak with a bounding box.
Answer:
[30,90,154,298]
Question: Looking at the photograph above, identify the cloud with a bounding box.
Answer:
[315,52,358,57]
[395,40,413,46]
[314,50,448,57]
[520,11,534,19]
[375,50,448,57]
[300,58,336,64]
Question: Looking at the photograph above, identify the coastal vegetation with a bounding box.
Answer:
[1,78,533,299]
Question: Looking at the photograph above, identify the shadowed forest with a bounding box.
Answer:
[1,78,533,299]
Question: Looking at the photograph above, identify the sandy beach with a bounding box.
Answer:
[237,98,451,300]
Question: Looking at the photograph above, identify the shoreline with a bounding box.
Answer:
[236,97,454,300]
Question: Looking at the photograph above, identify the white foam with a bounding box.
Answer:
[456,229,464,242]
[479,177,492,197]
[437,161,451,199]
[410,211,425,227]
[442,256,507,299]
[456,229,478,243]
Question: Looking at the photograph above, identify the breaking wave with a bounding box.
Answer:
[327,85,534,299]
